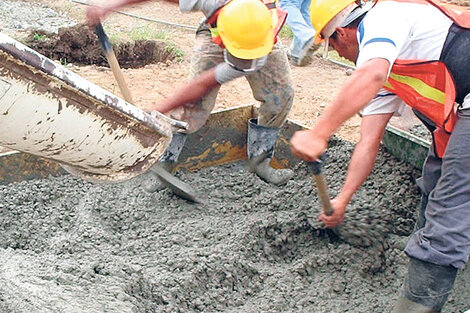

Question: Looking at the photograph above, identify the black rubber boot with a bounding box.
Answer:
[142,132,187,193]
[391,257,458,313]
[247,118,293,185]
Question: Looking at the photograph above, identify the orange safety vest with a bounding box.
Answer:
[377,0,470,157]
[205,0,287,49]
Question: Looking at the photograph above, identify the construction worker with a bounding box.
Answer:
[279,0,316,66]
[290,0,470,312]
[87,0,295,193]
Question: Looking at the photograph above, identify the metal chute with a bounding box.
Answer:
[0,33,177,182]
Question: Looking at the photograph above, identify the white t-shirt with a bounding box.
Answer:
[357,1,458,116]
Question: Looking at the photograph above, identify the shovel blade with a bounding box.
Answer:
[150,165,201,203]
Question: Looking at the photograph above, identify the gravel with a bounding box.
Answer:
[0,137,468,312]
[0,0,76,34]
[0,1,468,312]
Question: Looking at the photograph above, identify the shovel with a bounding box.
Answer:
[307,158,380,247]
[309,159,334,217]
[307,159,348,242]
[94,23,200,203]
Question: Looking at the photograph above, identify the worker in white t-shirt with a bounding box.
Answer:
[290,0,470,311]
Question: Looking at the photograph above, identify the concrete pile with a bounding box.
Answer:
[0,137,468,312]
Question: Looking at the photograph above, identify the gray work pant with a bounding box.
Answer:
[405,108,470,269]
[170,28,294,134]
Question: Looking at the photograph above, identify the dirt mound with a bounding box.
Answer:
[22,24,177,68]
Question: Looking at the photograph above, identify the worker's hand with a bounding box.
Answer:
[318,198,347,227]
[290,129,327,162]
[86,6,108,27]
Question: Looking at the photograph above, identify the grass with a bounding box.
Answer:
[165,43,185,62]
[107,24,185,61]
[108,25,169,43]
[279,25,293,40]
[32,33,48,41]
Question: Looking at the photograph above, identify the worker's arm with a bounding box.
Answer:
[86,0,151,26]
[154,57,253,113]
[155,68,220,114]
[290,57,390,162]
[319,112,393,227]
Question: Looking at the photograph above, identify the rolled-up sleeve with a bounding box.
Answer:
[356,3,411,73]
[179,0,218,16]
[214,62,248,84]
[360,89,406,116]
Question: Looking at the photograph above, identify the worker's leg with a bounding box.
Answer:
[414,145,442,231]
[143,26,223,192]
[278,0,315,66]
[170,25,224,134]
[247,43,294,128]
[393,108,470,312]
[245,44,295,185]
[300,0,313,29]
[392,257,457,313]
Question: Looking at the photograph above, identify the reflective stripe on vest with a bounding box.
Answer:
[376,0,470,157]
[206,0,287,49]
[383,61,456,132]
[383,61,457,157]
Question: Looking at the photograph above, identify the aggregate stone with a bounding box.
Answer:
[0,0,76,34]
[0,137,468,312]
[0,1,468,311]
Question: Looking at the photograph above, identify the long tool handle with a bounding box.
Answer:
[309,159,334,216]
[95,23,134,103]
[95,23,189,131]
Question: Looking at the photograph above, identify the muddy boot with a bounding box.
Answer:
[142,132,187,193]
[247,118,293,185]
[391,257,458,313]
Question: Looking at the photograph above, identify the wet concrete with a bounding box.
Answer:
[0,137,468,312]
[408,124,432,142]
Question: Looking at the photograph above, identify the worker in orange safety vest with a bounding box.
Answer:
[290,0,470,311]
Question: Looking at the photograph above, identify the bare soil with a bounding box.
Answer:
[23,0,470,143]
[26,0,359,141]
[23,24,178,68]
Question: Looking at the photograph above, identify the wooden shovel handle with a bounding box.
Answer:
[308,159,334,216]
[312,172,334,216]
[95,23,134,104]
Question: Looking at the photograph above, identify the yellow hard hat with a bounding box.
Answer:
[218,0,274,60]
[310,0,358,44]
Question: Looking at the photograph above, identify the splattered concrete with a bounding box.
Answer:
[0,137,468,312]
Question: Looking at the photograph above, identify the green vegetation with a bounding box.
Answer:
[127,26,168,41]
[279,25,293,40]
[166,43,185,62]
[107,25,185,61]
[32,33,47,41]
[108,25,169,43]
